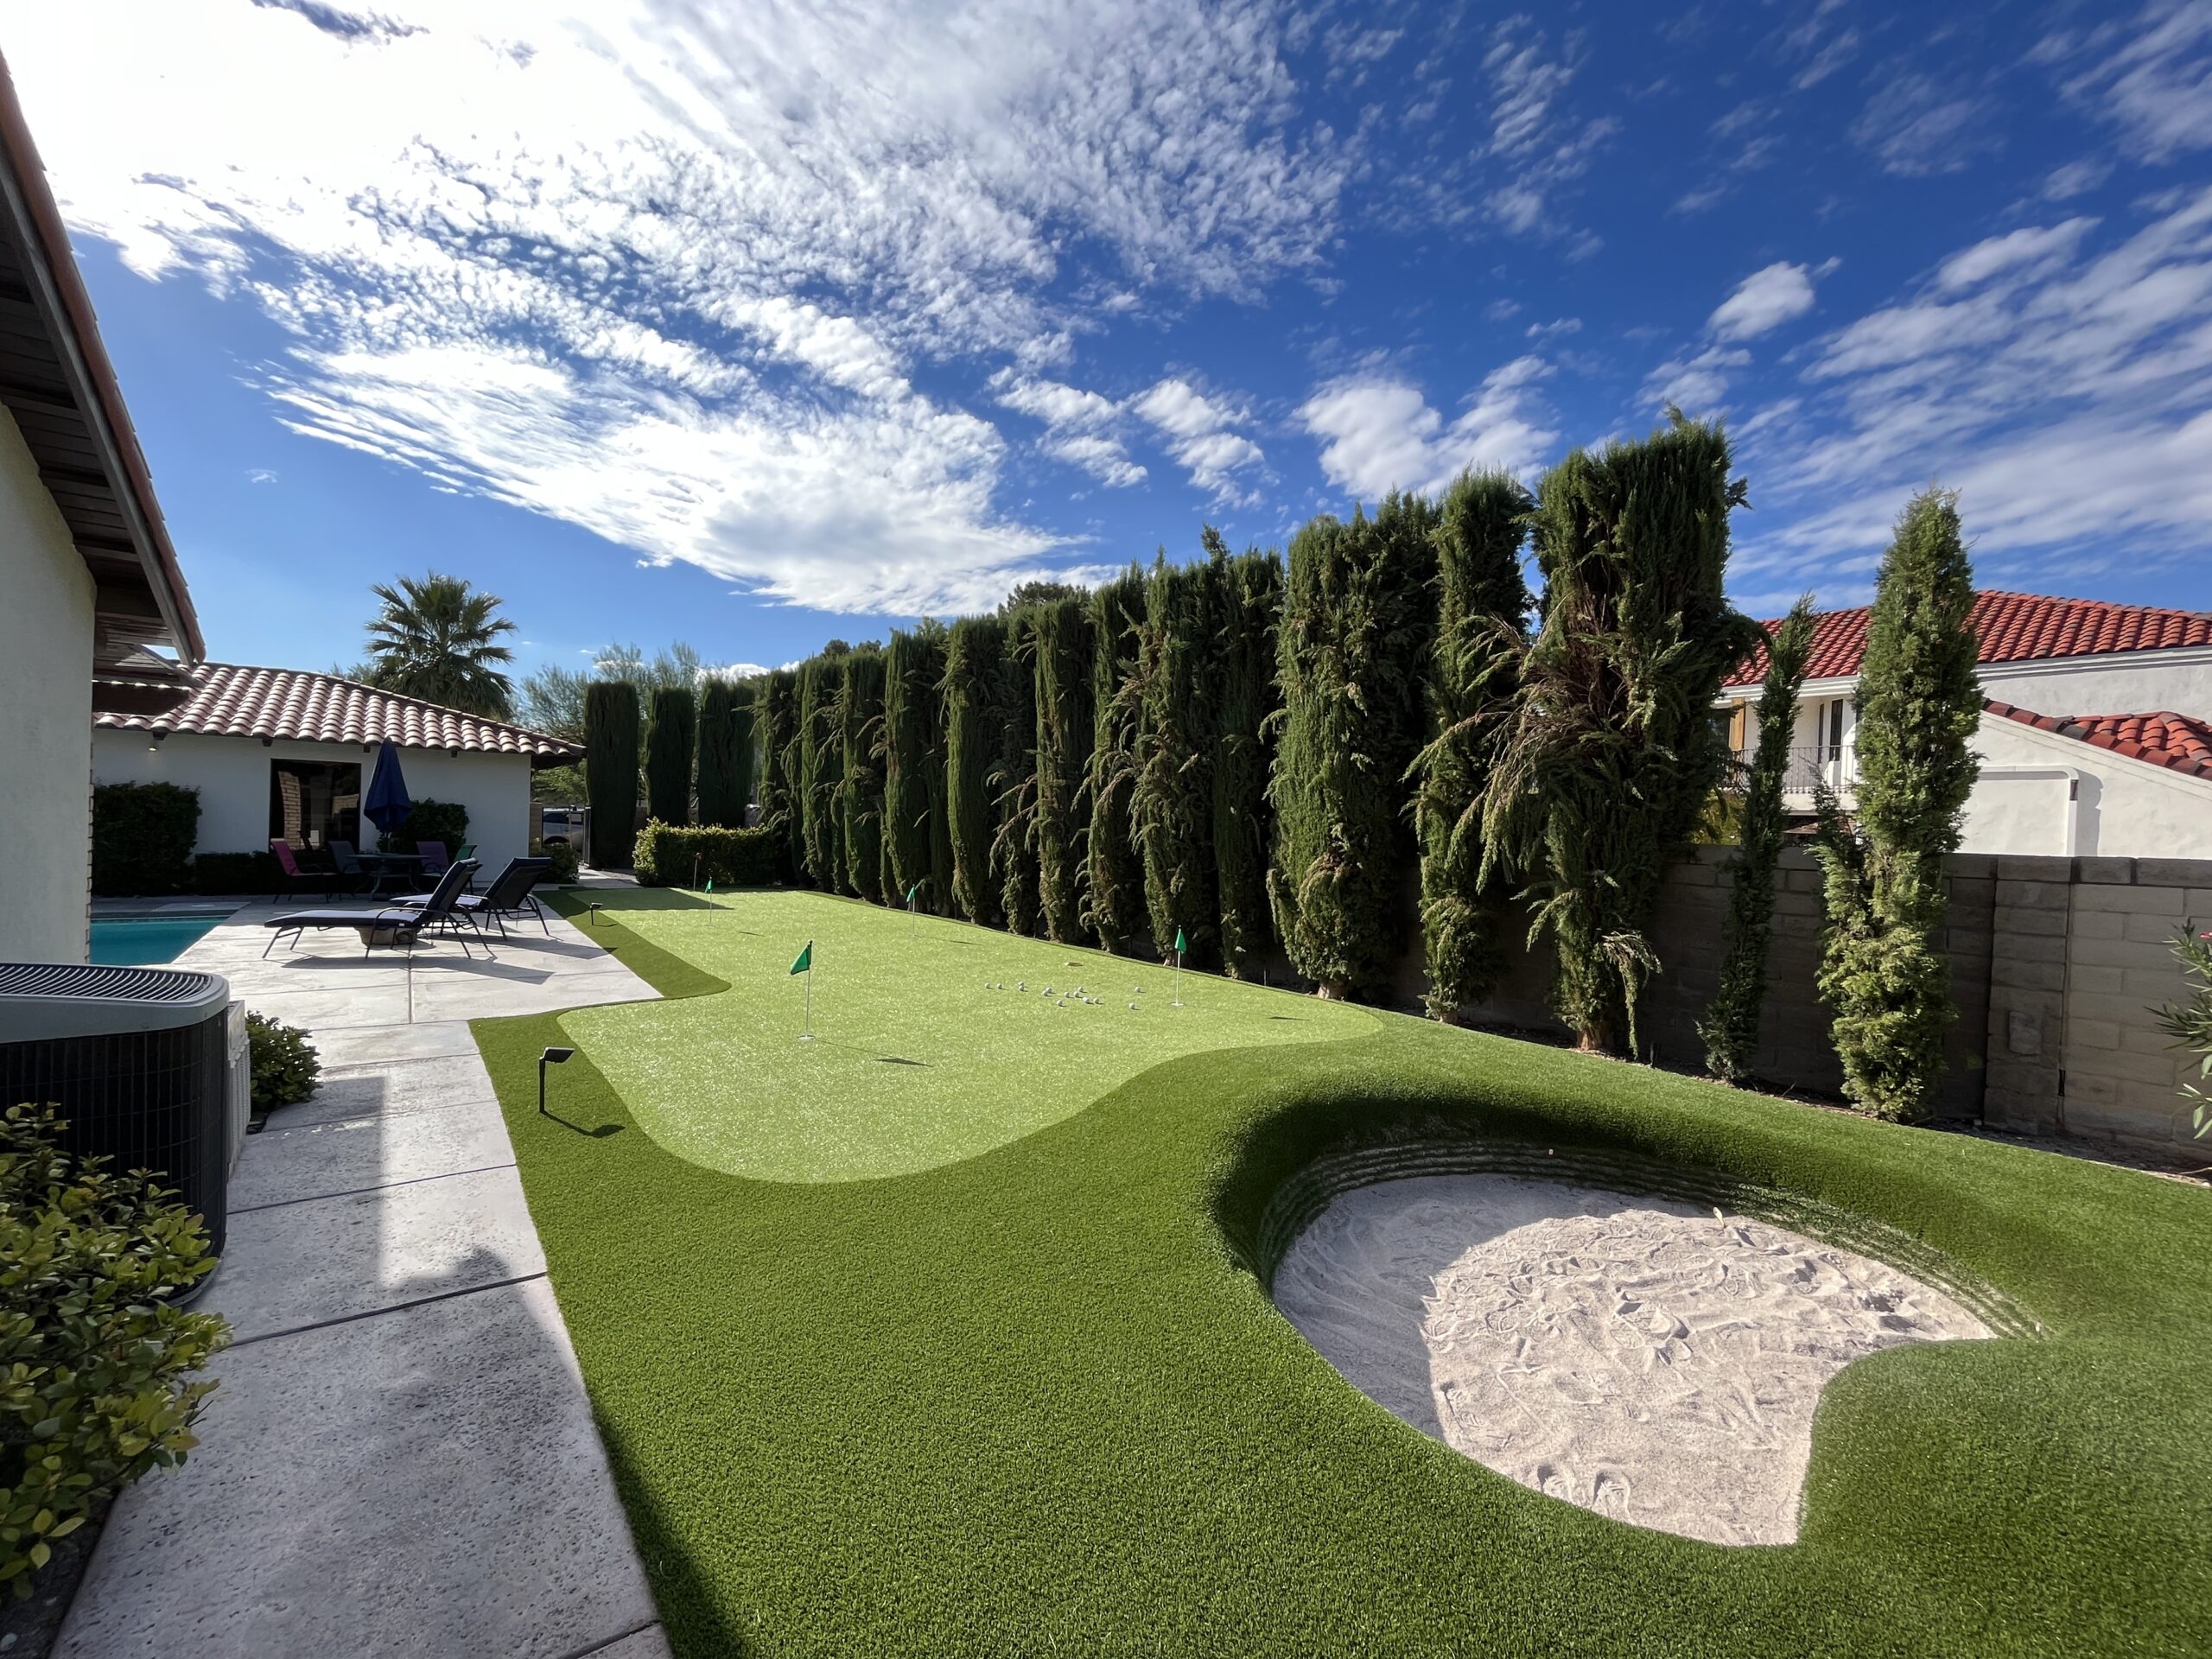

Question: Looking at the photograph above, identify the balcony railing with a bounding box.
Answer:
[1732,745,1858,797]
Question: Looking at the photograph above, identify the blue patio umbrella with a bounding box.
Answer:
[362,739,412,845]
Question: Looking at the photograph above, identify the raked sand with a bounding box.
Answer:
[1272,1173,1991,1545]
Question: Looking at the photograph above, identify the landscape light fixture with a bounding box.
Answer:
[538,1046,575,1114]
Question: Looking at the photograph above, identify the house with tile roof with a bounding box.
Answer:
[92,663,582,879]
[1718,590,2212,858]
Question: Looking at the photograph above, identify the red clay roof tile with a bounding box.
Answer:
[1984,700,2212,782]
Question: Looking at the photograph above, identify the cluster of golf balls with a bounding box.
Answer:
[977,977,1143,1010]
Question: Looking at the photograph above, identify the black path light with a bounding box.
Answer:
[539,1046,575,1115]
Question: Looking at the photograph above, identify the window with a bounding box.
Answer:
[270,760,362,850]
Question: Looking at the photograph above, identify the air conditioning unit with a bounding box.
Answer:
[0,962,239,1262]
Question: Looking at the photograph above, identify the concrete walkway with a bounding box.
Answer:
[58,900,671,1659]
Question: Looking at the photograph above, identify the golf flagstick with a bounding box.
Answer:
[791,938,814,1039]
[907,881,918,938]
[1173,926,1185,1007]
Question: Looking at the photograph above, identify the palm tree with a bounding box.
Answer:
[361,573,518,717]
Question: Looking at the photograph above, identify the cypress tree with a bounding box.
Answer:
[1482,415,1761,1056]
[797,654,849,891]
[696,678,754,829]
[944,614,1004,925]
[1211,537,1283,981]
[759,669,802,882]
[994,609,1043,937]
[1268,495,1441,1000]
[839,645,887,904]
[1813,490,1980,1122]
[884,622,949,912]
[1084,567,1147,953]
[583,679,640,869]
[1410,471,1533,1022]
[1033,595,1095,943]
[1132,550,1218,963]
[643,683,696,827]
[1700,597,1817,1079]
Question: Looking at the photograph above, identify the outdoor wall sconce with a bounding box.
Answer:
[538,1046,575,1115]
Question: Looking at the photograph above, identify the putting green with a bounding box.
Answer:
[556,890,1375,1183]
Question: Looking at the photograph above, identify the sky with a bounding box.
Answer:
[11,0,2212,684]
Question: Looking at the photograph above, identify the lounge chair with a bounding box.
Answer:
[262,859,483,959]
[415,840,452,878]
[391,856,553,938]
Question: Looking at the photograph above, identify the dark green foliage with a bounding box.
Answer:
[991,613,1041,936]
[1084,568,1147,953]
[696,679,754,829]
[1268,496,1443,1000]
[359,571,517,717]
[839,647,888,904]
[1701,597,1817,1079]
[245,1012,320,1111]
[1482,417,1761,1054]
[944,615,1004,925]
[532,836,580,885]
[759,670,803,882]
[395,798,469,856]
[1411,471,1534,1020]
[584,680,640,868]
[1814,490,1981,1122]
[1,1104,226,1602]
[1211,540,1283,980]
[91,783,200,895]
[797,656,849,892]
[1132,551,1217,963]
[632,822,786,887]
[643,686,696,827]
[1032,597,1095,944]
[885,624,952,914]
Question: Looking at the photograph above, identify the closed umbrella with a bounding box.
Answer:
[363,739,412,848]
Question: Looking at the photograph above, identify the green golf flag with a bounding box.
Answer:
[790,940,812,976]
[906,883,918,904]
[1173,926,1185,955]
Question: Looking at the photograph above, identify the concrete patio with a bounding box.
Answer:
[56,897,671,1659]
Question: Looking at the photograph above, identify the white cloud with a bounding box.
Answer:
[1643,346,1751,414]
[1461,18,1617,238]
[1709,262,1822,340]
[10,0,1345,613]
[2061,0,2212,162]
[2044,157,2113,200]
[989,372,1146,487]
[1936,219,2097,291]
[1298,357,1557,499]
[1131,378,1264,501]
[1851,73,1999,176]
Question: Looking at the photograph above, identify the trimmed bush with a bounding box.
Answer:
[944,615,1005,925]
[884,624,950,915]
[644,685,697,827]
[1411,471,1531,1022]
[1269,495,1440,1001]
[1084,567,1147,953]
[532,836,580,885]
[839,646,888,905]
[0,1104,227,1604]
[1482,417,1759,1055]
[1211,537,1282,981]
[396,798,468,856]
[245,1013,320,1112]
[1132,552,1217,963]
[91,783,200,896]
[696,679,754,830]
[633,821,786,888]
[585,681,641,868]
[1814,490,1981,1122]
[1032,596,1094,944]
[1700,596,1817,1079]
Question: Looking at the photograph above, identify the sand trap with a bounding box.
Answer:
[1272,1173,1991,1545]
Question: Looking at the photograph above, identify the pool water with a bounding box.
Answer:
[89,912,227,965]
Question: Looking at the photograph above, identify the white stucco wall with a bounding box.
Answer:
[92,731,537,877]
[1963,711,2212,858]
[1978,649,2212,717]
[0,410,96,963]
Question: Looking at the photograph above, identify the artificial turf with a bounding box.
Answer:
[475,888,2212,1658]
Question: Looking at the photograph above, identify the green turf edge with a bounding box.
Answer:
[475,890,2212,1658]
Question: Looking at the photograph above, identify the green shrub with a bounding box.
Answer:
[395,798,468,856]
[188,851,281,895]
[533,836,580,885]
[0,1103,227,1602]
[2154,923,2212,1140]
[696,679,754,830]
[585,680,641,868]
[245,1014,320,1112]
[633,822,785,888]
[91,783,200,896]
[644,685,697,827]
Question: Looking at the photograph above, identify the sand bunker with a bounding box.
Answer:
[1272,1173,1991,1545]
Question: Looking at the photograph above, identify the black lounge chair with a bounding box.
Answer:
[391,856,553,938]
[263,859,483,959]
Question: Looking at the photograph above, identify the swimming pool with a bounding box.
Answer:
[88,911,229,965]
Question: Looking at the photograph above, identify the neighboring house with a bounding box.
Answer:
[1721,590,2212,857]
[0,60,202,963]
[93,664,582,877]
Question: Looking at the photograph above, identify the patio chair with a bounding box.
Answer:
[392,856,553,938]
[415,840,452,878]
[454,842,479,889]
[267,838,339,902]
[262,859,483,959]
[327,840,402,896]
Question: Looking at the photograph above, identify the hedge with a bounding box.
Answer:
[585,681,641,868]
[632,821,787,888]
[395,798,468,856]
[644,685,697,827]
[91,782,200,896]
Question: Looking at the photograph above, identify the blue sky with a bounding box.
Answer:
[14,1,2212,683]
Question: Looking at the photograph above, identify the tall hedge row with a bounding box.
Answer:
[1209,537,1282,980]
[993,611,1042,938]
[944,614,1003,925]
[840,645,888,904]
[696,677,753,829]
[1132,552,1217,963]
[1032,596,1094,944]
[797,655,847,891]
[884,622,949,912]
[643,684,696,827]
[584,679,640,868]
[1084,568,1148,954]
[760,668,802,880]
